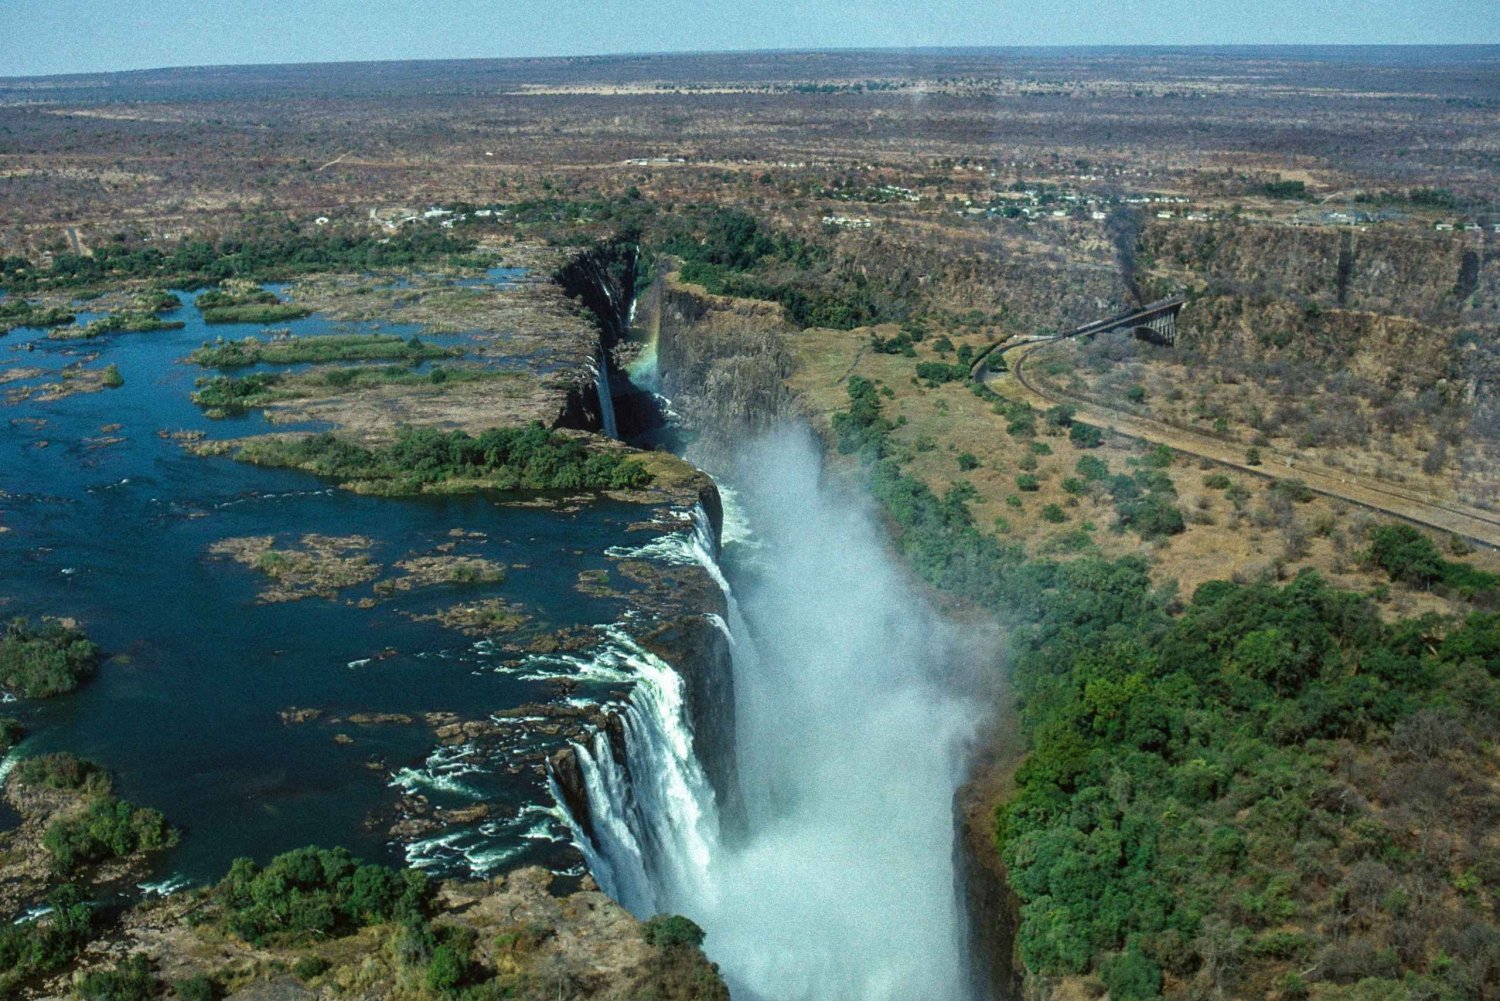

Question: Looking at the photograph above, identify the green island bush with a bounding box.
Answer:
[200,303,313,325]
[16,752,114,796]
[0,617,102,698]
[43,797,178,874]
[102,364,124,388]
[67,313,185,338]
[195,286,280,310]
[0,299,76,332]
[237,423,650,494]
[132,289,181,313]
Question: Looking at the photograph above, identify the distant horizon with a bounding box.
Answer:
[2,0,1496,79]
[3,41,1499,84]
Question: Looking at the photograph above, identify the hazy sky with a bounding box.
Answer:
[2,0,1496,77]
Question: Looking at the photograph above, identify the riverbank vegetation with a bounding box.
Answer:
[11,751,178,876]
[59,312,186,338]
[236,424,652,494]
[197,280,313,323]
[0,617,102,699]
[0,884,97,995]
[189,333,459,368]
[0,300,75,333]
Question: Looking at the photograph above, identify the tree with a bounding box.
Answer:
[643,914,706,949]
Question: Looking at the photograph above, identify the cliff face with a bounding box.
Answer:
[1142,221,1495,323]
[642,277,796,461]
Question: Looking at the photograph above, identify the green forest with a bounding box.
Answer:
[829,376,1500,999]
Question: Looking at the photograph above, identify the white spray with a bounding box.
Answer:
[561,426,985,1000]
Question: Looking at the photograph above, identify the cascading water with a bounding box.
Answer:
[595,347,619,440]
[555,429,985,1000]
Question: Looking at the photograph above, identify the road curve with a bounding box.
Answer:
[978,338,1500,551]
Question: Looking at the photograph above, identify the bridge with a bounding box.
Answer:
[1065,295,1186,346]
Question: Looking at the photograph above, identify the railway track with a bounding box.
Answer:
[978,337,1500,550]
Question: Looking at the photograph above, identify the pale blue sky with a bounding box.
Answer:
[0,0,1496,77]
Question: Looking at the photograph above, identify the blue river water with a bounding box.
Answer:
[0,275,666,888]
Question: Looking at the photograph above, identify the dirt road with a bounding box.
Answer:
[981,338,1500,550]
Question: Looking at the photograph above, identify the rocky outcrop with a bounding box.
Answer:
[32,867,729,1001]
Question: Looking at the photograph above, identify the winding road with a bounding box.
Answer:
[976,337,1500,550]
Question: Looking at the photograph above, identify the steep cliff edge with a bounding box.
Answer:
[639,273,795,462]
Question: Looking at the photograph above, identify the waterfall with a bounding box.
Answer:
[553,625,721,915]
[555,429,983,1000]
[595,347,619,440]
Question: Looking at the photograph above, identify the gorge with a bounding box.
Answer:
[552,253,997,999]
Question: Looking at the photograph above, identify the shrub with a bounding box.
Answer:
[643,914,706,949]
[426,945,465,992]
[1125,385,1147,404]
[216,847,430,945]
[1076,455,1109,482]
[1016,474,1041,492]
[1042,504,1067,524]
[0,884,96,993]
[101,364,124,388]
[1246,446,1262,466]
[1045,404,1077,428]
[43,798,177,874]
[1204,473,1232,490]
[1368,524,1444,587]
[15,752,113,797]
[1102,944,1162,1001]
[1117,494,1185,539]
[0,617,101,698]
[915,361,967,386]
[173,975,218,1001]
[292,956,330,981]
[1070,423,1104,448]
[957,452,980,471]
[75,954,161,1000]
